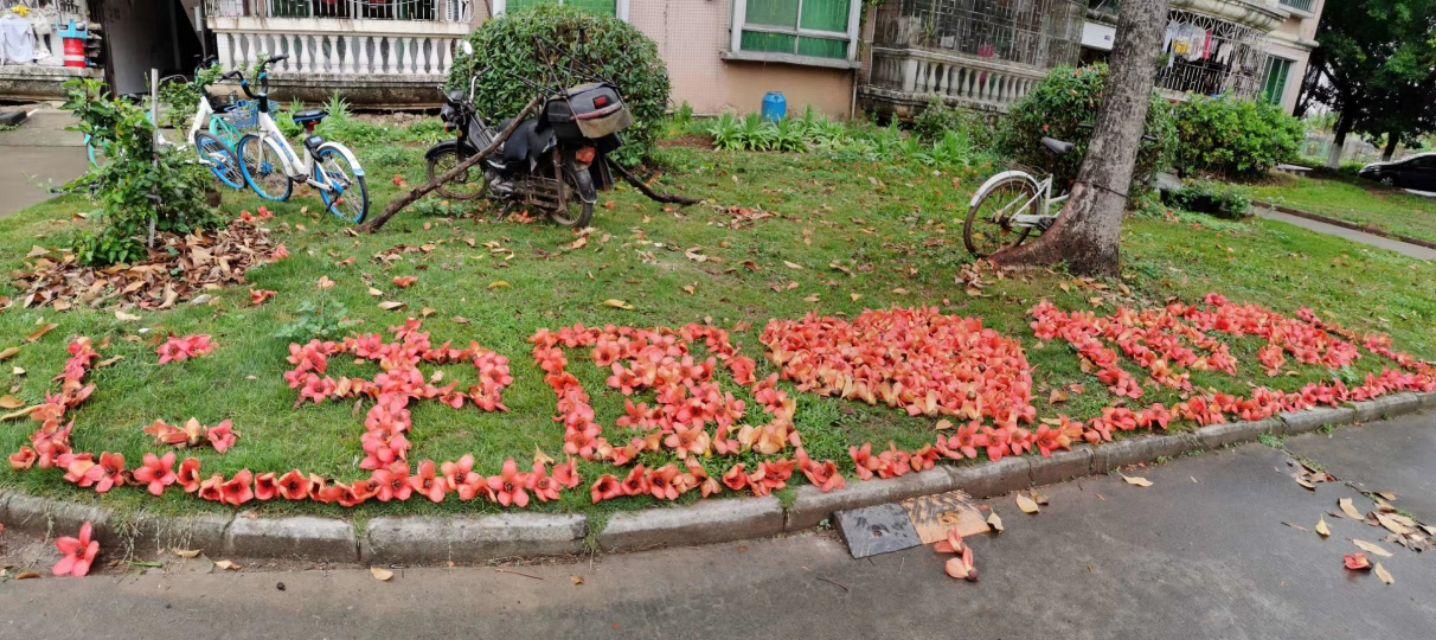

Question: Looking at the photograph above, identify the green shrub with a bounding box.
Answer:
[1173,96,1303,178]
[1161,179,1253,219]
[997,64,1176,192]
[158,65,222,129]
[64,78,218,266]
[451,5,670,164]
[911,97,996,149]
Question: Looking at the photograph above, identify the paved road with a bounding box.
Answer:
[1255,206,1436,261]
[1,409,1430,639]
[0,107,87,217]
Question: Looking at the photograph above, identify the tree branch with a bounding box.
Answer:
[361,97,543,233]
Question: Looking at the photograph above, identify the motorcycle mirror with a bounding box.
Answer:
[458,41,474,57]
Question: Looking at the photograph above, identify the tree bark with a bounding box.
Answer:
[361,97,543,233]
[1327,109,1351,169]
[1381,131,1400,161]
[992,0,1170,277]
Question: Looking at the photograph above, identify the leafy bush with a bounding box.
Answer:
[451,5,670,164]
[911,97,997,149]
[997,64,1176,192]
[1173,96,1303,178]
[64,78,218,266]
[1161,179,1253,219]
[275,299,360,343]
[158,65,222,129]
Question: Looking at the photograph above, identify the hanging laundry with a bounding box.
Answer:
[0,14,38,65]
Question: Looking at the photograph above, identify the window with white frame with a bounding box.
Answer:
[730,0,862,64]
[493,0,629,19]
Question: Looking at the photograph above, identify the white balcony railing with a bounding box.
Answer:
[206,0,473,22]
[866,47,1047,112]
[208,16,470,79]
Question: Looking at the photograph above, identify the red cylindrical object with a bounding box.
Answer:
[63,37,87,68]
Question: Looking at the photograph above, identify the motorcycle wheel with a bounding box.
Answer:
[548,167,594,229]
[426,146,489,201]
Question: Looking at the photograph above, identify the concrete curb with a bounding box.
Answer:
[362,514,587,564]
[0,392,1430,564]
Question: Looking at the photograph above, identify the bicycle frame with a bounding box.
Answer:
[975,171,1068,230]
[250,110,325,188]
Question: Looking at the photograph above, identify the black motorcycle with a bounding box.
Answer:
[426,69,632,229]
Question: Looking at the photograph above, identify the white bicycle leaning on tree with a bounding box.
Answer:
[234,54,370,224]
[962,136,1077,258]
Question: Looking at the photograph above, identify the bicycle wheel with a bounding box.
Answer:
[237,134,294,202]
[426,146,488,201]
[315,145,369,224]
[193,131,246,190]
[964,174,1039,257]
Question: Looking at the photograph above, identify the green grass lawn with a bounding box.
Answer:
[0,123,1432,525]
[1251,172,1436,245]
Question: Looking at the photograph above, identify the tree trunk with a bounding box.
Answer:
[992,0,1170,277]
[1381,131,1400,161]
[1326,110,1351,169]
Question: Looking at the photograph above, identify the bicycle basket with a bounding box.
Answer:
[218,100,260,131]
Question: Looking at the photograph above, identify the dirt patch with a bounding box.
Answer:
[658,134,713,150]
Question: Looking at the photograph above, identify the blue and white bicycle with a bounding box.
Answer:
[234,55,370,224]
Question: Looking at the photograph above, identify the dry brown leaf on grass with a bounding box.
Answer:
[0,347,18,361]
[378,301,407,311]
[0,396,23,410]
[487,280,511,290]
[25,323,58,343]
[602,299,635,310]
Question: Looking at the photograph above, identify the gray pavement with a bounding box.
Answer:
[0,409,1432,639]
[0,107,87,217]
[1255,206,1436,261]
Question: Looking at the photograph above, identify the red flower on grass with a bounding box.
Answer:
[221,470,254,506]
[488,459,531,507]
[132,452,177,496]
[156,335,216,365]
[590,474,622,504]
[409,460,448,503]
[277,469,310,500]
[52,522,100,578]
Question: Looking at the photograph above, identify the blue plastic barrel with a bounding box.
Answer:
[761,91,787,123]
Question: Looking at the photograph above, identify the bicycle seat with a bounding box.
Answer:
[292,109,328,125]
[1042,137,1076,156]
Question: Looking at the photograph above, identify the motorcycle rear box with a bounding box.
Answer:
[545,82,634,140]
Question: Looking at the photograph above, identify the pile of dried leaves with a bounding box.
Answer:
[13,218,286,311]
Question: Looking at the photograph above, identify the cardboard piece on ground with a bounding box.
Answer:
[834,503,923,559]
[900,490,991,544]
